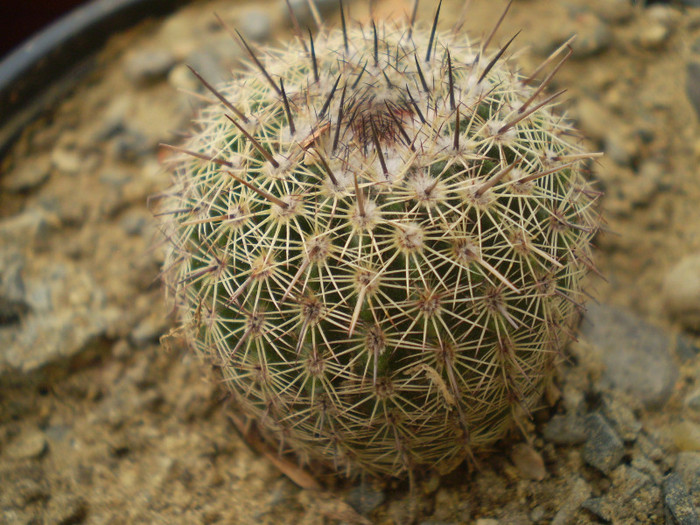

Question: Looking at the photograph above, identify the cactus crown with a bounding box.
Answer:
[160,4,601,479]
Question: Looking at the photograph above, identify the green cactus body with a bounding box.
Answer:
[160,15,600,478]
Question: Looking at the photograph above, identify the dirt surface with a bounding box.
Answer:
[2,0,700,523]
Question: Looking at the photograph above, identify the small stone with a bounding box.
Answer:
[0,209,51,247]
[631,455,664,486]
[603,129,637,166]
[119,209,149,236]
[590,0,634,23]
[1,158,50,192]
[510,443,546,480]
[571,13,612,59]
[663,253,700,331]
[580,304,678,409]
[124,48,176,85]
[185,35,242,85]
[602,396,642,443]
[168,63,201,92]
[283,0,339,27]
[240,9,273,41]
[581,497,613,522]
[131,313,169,346]
[676,453,700,498]
[0,249,28,325]
[628,160,664,207]
[50,146,82,173]
[636,22,670,49]
[686,390,700,421]
[474,520,499,525]
[551,477,591,525]
[99,169,133,187]
[676,335,700,362]
[687,62,700,121]
[530,506,546,523]
[95,95,131,140]
[45,494,87,525]
[543,414,589,445]
[611,465,654,503]
[111,129,154,161]
[582,412,625,475]
[112,339,132,359]
[346,484,385,515]
[663,472,700,525]
[574,97,615,144]
[672,420,700,452]
[4,430,48,460]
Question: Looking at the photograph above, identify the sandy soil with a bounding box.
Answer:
[1,0,700,523]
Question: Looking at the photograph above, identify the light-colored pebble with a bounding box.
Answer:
[124,48,177,86]
[239,9,273,41]
[1,157,51,192]
[5,430,48,460]
[671,420,700,452]
[663,253,700,330]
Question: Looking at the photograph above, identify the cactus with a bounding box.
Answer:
[158,2,601,479]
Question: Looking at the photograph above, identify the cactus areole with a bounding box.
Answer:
[159,7,600,479]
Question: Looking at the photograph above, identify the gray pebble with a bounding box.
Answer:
[590,0,634,24]
[543,413,588,445]
[346,484,385,515]
[0,265,119,375]
[676,335,700,362]
[582,412,625,475]
[0,250,27,305]
[99,169,133,188]
[0,209,50,248]
[240,9,273,42]
[551,477,591,525]
[581,497,612,522]
[675,452,700,499]
[95,95,131,140]
[603,129,637,166]
[692,36,700,55]
[664,472,700,525]
[572,13,613,59]
[580,303,678,409]
[111,129,154,162]
[124,48,176,86]
[119,210,149,236]
[186,35,242,86]
[611,465,655,503]
[687,62,700,121]
[631,455,664,487]
[663,253,700,331]
[601,396,642,443]
[686,389,700,414]
[680,0,700,6]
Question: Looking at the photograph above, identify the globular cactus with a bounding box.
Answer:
[159,2,601,479]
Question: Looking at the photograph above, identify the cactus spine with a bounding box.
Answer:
[159,4,601,479]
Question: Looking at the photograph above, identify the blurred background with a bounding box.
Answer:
[0,1,85,58]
